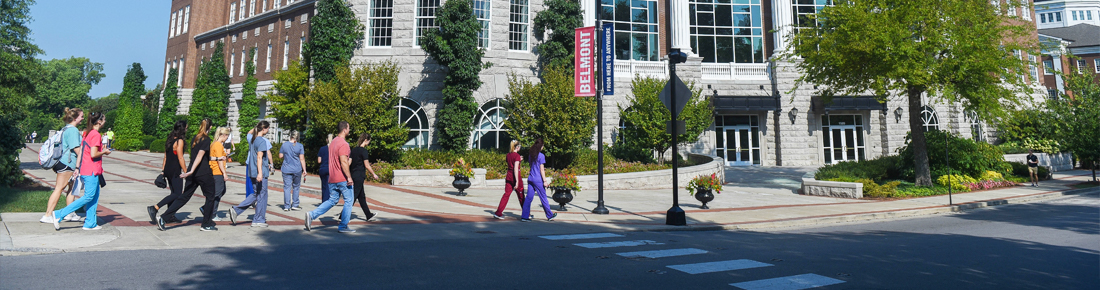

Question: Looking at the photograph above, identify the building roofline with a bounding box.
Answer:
[194,0,316,43]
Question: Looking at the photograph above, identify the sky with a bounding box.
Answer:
[28,0,171,99]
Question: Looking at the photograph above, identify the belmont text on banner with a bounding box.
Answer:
[574,26,596,97]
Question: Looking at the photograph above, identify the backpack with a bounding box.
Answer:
[39,125,75,169]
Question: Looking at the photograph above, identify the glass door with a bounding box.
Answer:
[715,115,761,166]
[821,115,865,164]
[725,127,754,166]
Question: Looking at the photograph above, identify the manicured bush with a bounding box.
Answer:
[857,179,901,198]
[898,130,1008,180]
[141,136,156,150]
[112,139,145,152]
[148,139,166,153]
[270,142,283,170]
[815,155,902,183]
[936,174,976,192]
[1007,161,1050,180]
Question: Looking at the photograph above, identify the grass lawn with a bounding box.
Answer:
[0,182,66,220]
[1071,182,1099,189]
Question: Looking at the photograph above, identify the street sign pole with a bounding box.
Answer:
[666,50,686,226]
[592,11,609,215]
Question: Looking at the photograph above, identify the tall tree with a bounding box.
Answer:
[189,42,230,136]
[268,59,310,133]
[1048,64,1100,181]
[532,0,583,71]
[33,57,105,115]
[141,84,163,136]
[619,76,713,162]
[234,48,260,162]
[787,0,1036,186]
[0,0,43,185]
[114,63,147,150]
[422,0,487,151]
[304,0,364,83]
[505,67,596,169]
[156,68,180,136]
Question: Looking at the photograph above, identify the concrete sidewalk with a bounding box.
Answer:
[3,148,1097,254]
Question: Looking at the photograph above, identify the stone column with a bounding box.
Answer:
[771,0,794,55]
[670,0,693,55]
[582,0,596,27]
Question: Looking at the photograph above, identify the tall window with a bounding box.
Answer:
[1095,59,1099,73]
[178,58,184,87]
[170,12,177,38]
[472,99,512,149]
[240,48,247,76]
[416,0,440,46]
[474,0,491,48]
[1029,55,1038,83]
[1078,59,1088,74]
[966,111,983,142]
[265,44,272,72]
[249,0,256,18]
[299,36,305,59]
[601,0,658,61]
[921,106,939,132]
[230,3,238,23]
[282,40,290,70]
[176,8,184,36]
[1043,60,1055,75]
[690,0,765,63]
[369,0,394,46]
[398,98,430,149]
[793,0,833,35]
[183,6,190,33]
[509,0,529,51]
[239,1,247,21]
[230,51,236,78]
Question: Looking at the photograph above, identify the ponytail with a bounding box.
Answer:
[251,120,270,144]
[192,119,211,147]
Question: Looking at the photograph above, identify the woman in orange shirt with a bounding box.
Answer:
[200,127,230,223]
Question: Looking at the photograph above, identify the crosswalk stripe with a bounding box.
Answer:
[666,259,773,274]
[730,273,845,290]
[574,240,664,249]
[616,248,708,259]
[539,233,624,240]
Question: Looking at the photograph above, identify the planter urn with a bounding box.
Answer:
[551,187,574,211]
[452,175,471,196]
[694,189,714,209]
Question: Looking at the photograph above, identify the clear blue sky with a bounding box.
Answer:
[28,0,171,99]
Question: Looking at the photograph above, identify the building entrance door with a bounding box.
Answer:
[715,115,760,166]
[724,127,754,166]
[821,114,865,164]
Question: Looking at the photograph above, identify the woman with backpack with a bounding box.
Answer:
[41,108,85,223]
[50,112,111,230]
[147,120,188,225]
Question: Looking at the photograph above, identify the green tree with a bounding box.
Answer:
[32,57,104,116]
[1048,64,1100,181]
[618,76,712,162]
[504,67,596,169]
[305,62,407,162]
[533,0,583,71]
[156,68,180,136]
[304,0,364,83]
[113,62,147,150]
[787,0,1037,186]
[268,59,310,133]
[0,0,43,185]
[141,84,163,136]
[189,42,230,136]
[91,93,120,130]
[421,0,487,151]
[234,48,260,162]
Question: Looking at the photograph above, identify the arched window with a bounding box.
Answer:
[965,110,983,142]
[398,98,430,149]
[616,107,635,144]
[921,105,939,132]
[471,99,512,149]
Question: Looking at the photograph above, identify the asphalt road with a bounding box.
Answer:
[2,194,1097,290]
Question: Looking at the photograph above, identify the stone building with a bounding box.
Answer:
[163,0,1047,167]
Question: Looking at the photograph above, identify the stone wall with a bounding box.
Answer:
[392,168,488,188]
[1005,152,1076,172]
[801,178,863,199]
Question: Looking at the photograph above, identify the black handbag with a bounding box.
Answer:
[154,173,167,188]
[99,174,107,188]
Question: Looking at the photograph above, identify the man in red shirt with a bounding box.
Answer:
[304,121,356,233]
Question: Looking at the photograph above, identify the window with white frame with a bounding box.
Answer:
[274,0,280,9]
[169,12,177,38]
[282,40,289,70]
[793,0,833,35]
[965,111,983,142]
[1029,55,1038,83]
[178,58,184,87]
[230,3,238,23]
[1095,59,1099,73]
[1022,4,1030,21]
[240,48,247,76]
[299,36,305,59]
[263,0,268,12]
[286,19,292,28]
[509,0,529,51]
[230,51,236,77]
[164,64,170,85]
[474,0,491,48]
[1088,10,1093,20]
[472,99,512,150]
[251,46,258,72]
[301,13,308,23]
[249,0,256,18]
[369,0,394,46]
[1078,59,1088,74]
[921,105,939,132]
[240,1,247,20]
[600,0,659,61]
[1055,12,1061,21]
[266,43,272,72]
[1040,13,1046,23]
[398,98,430,149]
[1008,4,1016,16]
[416,0,440,46]
[690,0,765,63]
[183,6,190,33]
[1043,60,1054,75]
[175,8,183,36]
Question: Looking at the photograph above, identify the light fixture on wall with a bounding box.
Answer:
[788,107,799,124]
[894,107,904,123]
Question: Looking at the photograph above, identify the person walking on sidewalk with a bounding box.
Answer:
[229,121,273,227]
[243,128,256,198]
[492,140,526,219]
[317,134,333,203]
[51,112,111,231]
[103,128,114,149]
[349,133,380,221]
[41,108,84,224]
[305,122,356,233]
[1027,149,1040,187]
[147,120,188,225]
[198,127,230,223]
[280,131,306,211]
[521,138,556,222]
[158,119,216,231]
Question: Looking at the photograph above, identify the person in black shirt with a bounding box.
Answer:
[1027,149,1040,187]
[350,133,380,221]
[160,119,218,231]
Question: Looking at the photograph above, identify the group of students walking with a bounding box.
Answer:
[40,111,554,232]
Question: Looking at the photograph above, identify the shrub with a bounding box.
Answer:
[936,174,976,192]
[996,141,1028,154]
[270,142,283,170]
[141,136,156,150]
[1007,161,1050,180]
[898,130,1007,180]
[966,180,1017,191]
[857,179,901,198]
[149,139,166,153]
[609,141,655,164]
[815,155,902,183]
[979,170,1004,181]
[232,141,250,166]
[112,138,145,152]
[371,161,397,184]
[505,66,597,169]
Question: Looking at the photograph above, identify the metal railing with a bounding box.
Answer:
[701,63,769,80]
[615,60,668,79]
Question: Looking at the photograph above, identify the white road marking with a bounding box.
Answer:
[539,233,624,240]
[616,248,708,259]
[666,259,773,274]
[574,240,664,249]
[730,273,845,290]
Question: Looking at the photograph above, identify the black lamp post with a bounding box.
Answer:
[591,0,609,215]
[666,50,688,226]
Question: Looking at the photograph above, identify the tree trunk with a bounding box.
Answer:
[908,85,933,186]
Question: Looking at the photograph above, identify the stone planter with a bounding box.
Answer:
[694,189,714,209]
[551,187,574,211]
[452,175,471,196]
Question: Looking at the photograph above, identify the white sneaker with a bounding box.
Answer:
[338,228,356,233]
[82,226,103,231]
[251,223,268,228]
[40,214,52,223]
[65,213,83,222]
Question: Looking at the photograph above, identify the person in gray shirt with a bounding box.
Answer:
[280,131,306,211]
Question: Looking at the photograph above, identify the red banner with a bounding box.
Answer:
[574,26,596,97]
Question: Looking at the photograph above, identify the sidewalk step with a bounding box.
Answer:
[667,259,773,274]
[730,273,845,290]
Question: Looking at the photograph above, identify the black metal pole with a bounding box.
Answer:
[666,55,685,226]
[947,130,952,205]
[592,2,609,215]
